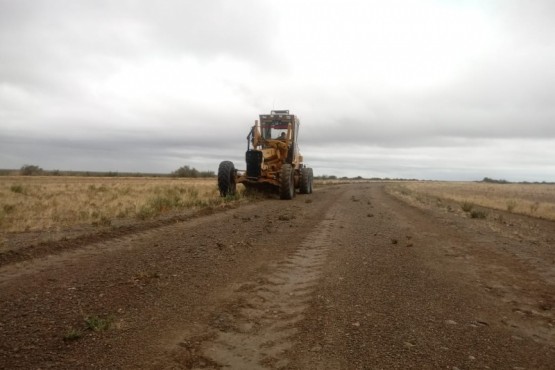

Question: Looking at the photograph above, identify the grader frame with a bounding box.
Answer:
[218,110,313,200]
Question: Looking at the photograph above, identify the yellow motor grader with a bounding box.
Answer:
[218,110,313,200]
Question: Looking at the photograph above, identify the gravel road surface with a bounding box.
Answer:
[1,183,553,369]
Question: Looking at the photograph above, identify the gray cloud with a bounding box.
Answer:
[1,0,555,181]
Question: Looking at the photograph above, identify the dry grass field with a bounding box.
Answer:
[3,177,554,235]
[0,176,236,233]
[385,181,555,221]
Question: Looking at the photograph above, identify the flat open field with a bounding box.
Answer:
[0,181,553,368]
[0,176,229,234]
[386,181,555,221]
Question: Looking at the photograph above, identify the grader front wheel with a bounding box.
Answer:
[279,164,295,200]
[218,161,236,197]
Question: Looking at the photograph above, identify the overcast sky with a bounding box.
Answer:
[1,0,554,181]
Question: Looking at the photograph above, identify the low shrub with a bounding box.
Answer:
[530,202,540,213]
[10,184,24,194]
[84,315,112,331]
[506,200,518,213]
[470,210,487,219]
[63,328,83,341]
[461,202,474,212]
[137,205,156,220]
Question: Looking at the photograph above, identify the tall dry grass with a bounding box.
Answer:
[386,181,555,221]
[0,176,239,233]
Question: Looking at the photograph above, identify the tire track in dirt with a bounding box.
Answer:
[166,217,336,369]
[0,206,226,268]
[0,211,235,286]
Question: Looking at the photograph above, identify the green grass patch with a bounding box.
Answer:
[10,184,24,194]
[84,315,113,331]
[63,328,83,342]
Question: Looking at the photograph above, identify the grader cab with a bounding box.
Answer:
[218,110,313,200]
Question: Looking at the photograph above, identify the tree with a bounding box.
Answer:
[172,165,215,178]
[174,165,199,177]
[482,177,509,184]
[20,164,43,176]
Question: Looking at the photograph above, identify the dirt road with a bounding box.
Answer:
[1,183,554,369]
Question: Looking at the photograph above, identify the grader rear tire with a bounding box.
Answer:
[300,167,311,194]
[218,161,236,197]
[279,164,295,200]
[307,167,314,194]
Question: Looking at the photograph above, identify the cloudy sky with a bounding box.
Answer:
[1,0,554,181]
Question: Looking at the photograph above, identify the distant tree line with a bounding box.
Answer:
[171,165,215,178]
[2,166,552,183]
[480,177,554,185]
[0,164,216,178]
[481,177,510,184]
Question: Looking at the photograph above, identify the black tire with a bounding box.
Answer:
[307,167,314,194]
[218,161,236,197]
[300,167,310,194]
[279,164,295,200]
